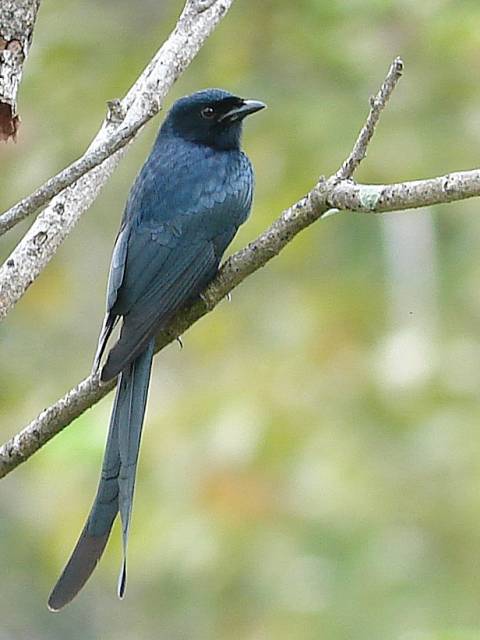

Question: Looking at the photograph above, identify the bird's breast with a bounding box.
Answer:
[125,139,253,232]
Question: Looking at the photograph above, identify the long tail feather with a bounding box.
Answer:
[117,338,154,597]
[48,339,154,611]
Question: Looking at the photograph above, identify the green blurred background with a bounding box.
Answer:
[2,0,480,638]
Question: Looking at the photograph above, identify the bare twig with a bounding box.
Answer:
[0,0,41,141]
[0,0,235,320]
[0,109,153,235]
[335,56,404,181]
[3,57,480,478]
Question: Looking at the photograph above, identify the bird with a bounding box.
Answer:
[47,88,265,611]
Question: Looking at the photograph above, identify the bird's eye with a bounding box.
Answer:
[201,106,215,119]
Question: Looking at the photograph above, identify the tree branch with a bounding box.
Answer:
[0,0,234,320]
[0,0,41,141]
[3,56,480,479]
[0,108,153,236]
[335,56,403,181]
[327,169,480,213]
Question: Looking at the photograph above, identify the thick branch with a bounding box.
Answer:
[4,58,480,479]
[328,169,480,213]
[0,0,40,141]
[0,0,234,320]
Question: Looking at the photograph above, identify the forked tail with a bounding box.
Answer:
[48,339,155,611]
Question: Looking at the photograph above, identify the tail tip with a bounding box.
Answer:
[47,592,65,613]
[117,559,127,599]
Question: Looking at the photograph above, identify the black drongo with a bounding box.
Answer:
[47,89,265,610]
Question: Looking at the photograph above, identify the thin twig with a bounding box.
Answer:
[335,56,404,181]
[0,110,153,235]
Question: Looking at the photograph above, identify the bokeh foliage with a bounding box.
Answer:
[2,0,480,638]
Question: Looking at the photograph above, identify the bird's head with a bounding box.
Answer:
[161,88,266,150]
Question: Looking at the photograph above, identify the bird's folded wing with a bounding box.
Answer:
[101,237,217,380]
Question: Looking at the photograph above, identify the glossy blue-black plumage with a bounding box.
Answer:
[48,88,265,610]
[102,131,253,377]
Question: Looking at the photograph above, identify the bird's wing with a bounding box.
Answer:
[93,224,130,371]
[93,216,196,370]
[100,219,219,380]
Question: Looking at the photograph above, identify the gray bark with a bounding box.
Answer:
[0,0,40,140]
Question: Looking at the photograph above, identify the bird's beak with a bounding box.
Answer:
[219,99,266,123]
